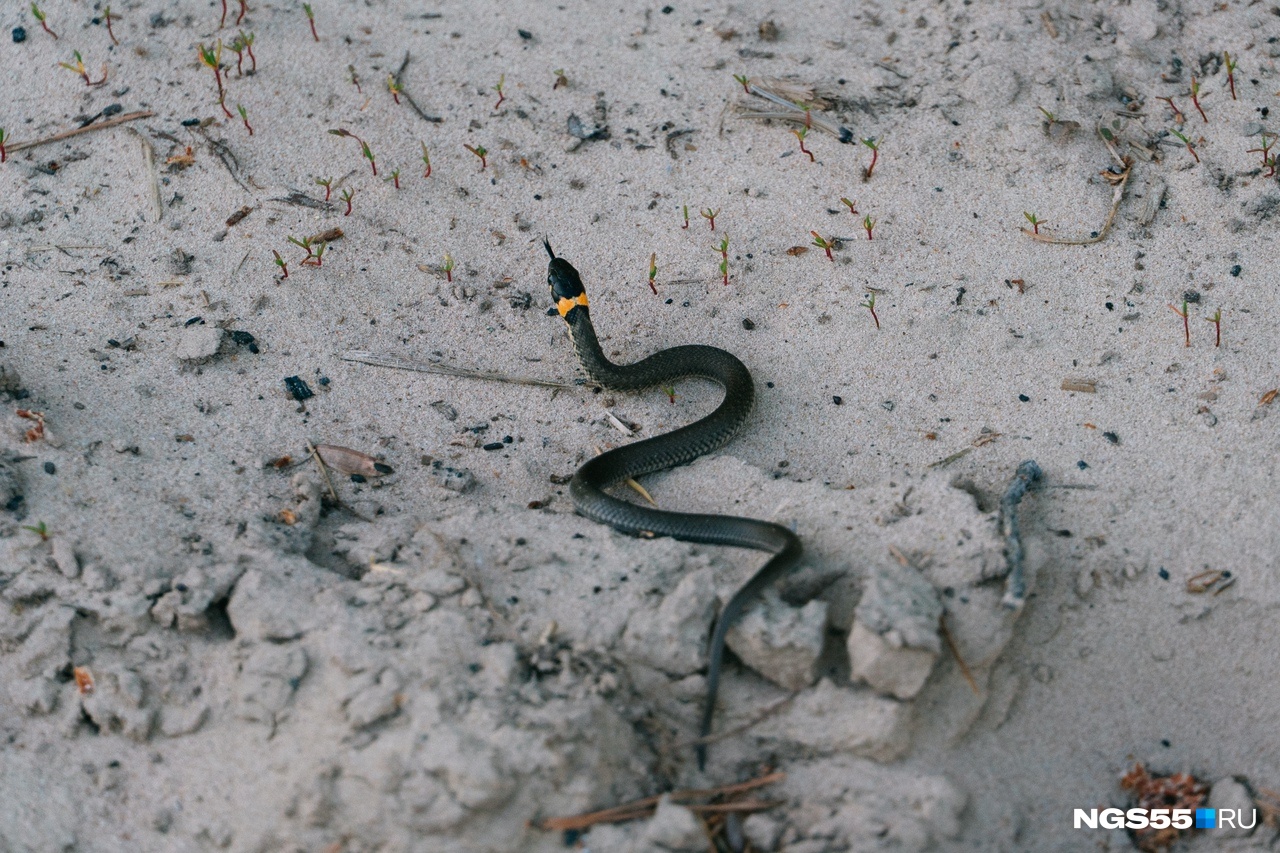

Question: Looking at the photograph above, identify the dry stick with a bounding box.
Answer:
[393,52,444,124]
[1000,460,1043,610]
[534,771,786,832]
[6,109,153,153]
[306,440,372,522]
[340,350,595,391]
[939,618,981,695]
[677,692,798,751]
[1020,160,1131,245]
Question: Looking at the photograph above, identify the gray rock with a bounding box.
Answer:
[1207,777,1256,838]
[643,795,705,851]
[755,679,910,761]
[725,590,827,691]
[175,325,223,362]
[621,568,718,676]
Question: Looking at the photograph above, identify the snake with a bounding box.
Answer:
[544,240,802,768]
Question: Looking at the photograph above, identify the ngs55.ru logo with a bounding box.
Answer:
[1074,807,1256,831]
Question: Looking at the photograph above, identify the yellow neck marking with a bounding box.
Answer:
[557,293,589,317]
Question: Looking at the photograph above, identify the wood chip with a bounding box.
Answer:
[1061,378,1097,393]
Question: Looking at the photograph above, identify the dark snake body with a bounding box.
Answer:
[545,241,802,768]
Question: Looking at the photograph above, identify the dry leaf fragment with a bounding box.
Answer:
[1061,378,1097,393]
[314,443,394,477]
[73,666,95,695]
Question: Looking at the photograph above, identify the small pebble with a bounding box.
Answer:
[742,318,755,330]
[1230,265,1242,277]
[1018,394,1030,402]
[832,396,843,405]
[283,376,314,401]
[44,461,56,474]
[517,28,533,39]
[1077,460,1088,469]
[482,442,504,451]
[12,26,26,43]
[1102,431,1119,444]
[1158,568,1170,580]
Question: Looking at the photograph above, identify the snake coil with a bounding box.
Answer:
[545,240,802,768]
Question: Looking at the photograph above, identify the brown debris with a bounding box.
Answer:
[1119,763,1208,851]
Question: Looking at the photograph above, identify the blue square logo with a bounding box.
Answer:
[1196,808,1216,829]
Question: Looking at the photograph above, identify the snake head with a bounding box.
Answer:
[545,240,589,319]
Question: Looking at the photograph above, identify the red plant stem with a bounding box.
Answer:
[246,44,256,71]
[1158,97,1184,124]
[494,92,505,110]
[864,225,874,240]
[219,93,233,119]
[219,0,227,28]
[1185,141,1199,163]
[722,269,729,286]
[1213,318,1221,347]
[105,15,118,44]
[796,137,813,162]
[868,306,879,329]
[865,148,878,177]
[1228,74,1236,100]
[308,18,318,41]
[242,117,253,136]
[1190,78,1207,122]
[41,20,58,38]
[392,173,400,189]
[236,0,247,25]
[648,280,657,294]
[0,143,6,163]
[234,50,243,75]
[344,195,354,216]
[445,269,452,283]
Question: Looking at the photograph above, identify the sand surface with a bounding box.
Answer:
[2,0,1280,850]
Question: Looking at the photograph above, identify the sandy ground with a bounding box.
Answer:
[2,0,1280,850]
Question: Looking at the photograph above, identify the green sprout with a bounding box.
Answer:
[387,73,403,105]
[1170,129,1199,163]
[0,128,8,163]
[700,207,719,230]
[1189,76,1207,122]
[733,73,750,94]
[715,235,730,286]
[420,143,432,178]
[315,176,333,202]
[329,128,377,175]
[1170,300,1190,347]
[339,187,355,216]
[58,50,105,86]
[810,231,833,261]
[840,197,858,215]
[1224,52,1238,101]
[791,127,813,161]
[861,137,879,178]
[860,293,880,329]
[272,249,288,279]
[443,253,455,283]
[647,252,658,294]
[1023,211,1044,235]
[862,214,876,240]
[385,167,401,190]
[22,521,50,541]
[493,73,506,110]
[553,68,568,89]
[463,143,487,170]
[31,3,57,39]
[302,3,318,40]
[1206,308,1221,348]
[236,103,253,135]
[681,204,689,229]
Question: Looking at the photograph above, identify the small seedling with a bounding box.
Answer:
[236,103,253,135]
[302,3,319,41]
[715,236,730,285]
[235,0,248,26]
[791,127,814,162]
[385,167,401,189]
[861,137,879,178]
[463,143,488,170]
[553,69,568,90]
[810,231,834,261]
[309,242,327,266]
[241,31,256,72]
[387,73,403,105]
[1170,129,1199,163]
[348,65,361,93]
[287,234,318,264]
[1224,52,1238,101]
[0,129,8,163]
[733,73,751,94]
[1170,300,1190,347]
[102,5,120,45]
[58,51,107,86]
[862,214,876,240]
[22,521,50,542]
[340,186,356,216]
[229,33,246,74]
[1189,76,1207,123]
[1157,96,1185,125]
[1247,133,1276,177]
[700,207,719,230]
[661,385,677,404]
[840,197,858,215]
[330,128,377,175]
[443,253,455,283]
[1023,211,1044,235]
[315,176,333,201]
[420,143,432,178]
[272,249,289,279]
[493,73,506,110]
[31,3,57,39]
[860,293,880,329]
[1206,309,1221,347]
[647,252,657,294]
[199,42,233,118]
[1037,106,1057,123]
[681,204,689,229]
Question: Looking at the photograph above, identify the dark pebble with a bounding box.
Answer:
[181,118,200,127]
[102,104,123,117]
[1018,394,1030,402]
[482,442,504,451]
[44,461,56,475]
[661,4,674,12]
[665,298,673,305]
[1077,460,1088,469]
[832,396,843,405]
[517,28,532,39]
[184,316,203,326]
[350,474,366,483]
[1182,290,1200,304]
[1102,431,1119,444]
[12,26,26,43]
[373,462,393,474]
[502,435,513,444]
[1161,739,1171,747]
[1158,568,1170,580]
[318,376,330,386]
[229,330,256,346]
[283,376,314,401]
[742,318,755,330]
[1230,265,1242,277]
